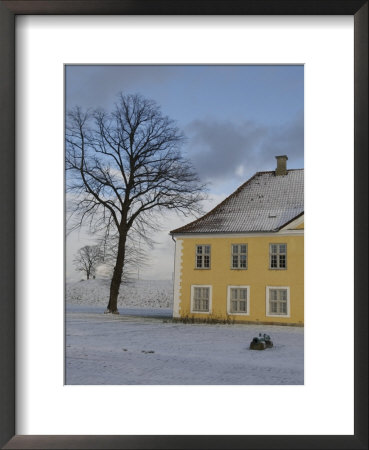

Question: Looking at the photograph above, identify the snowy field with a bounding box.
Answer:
[66,278,173,310]
[66,279,304,385]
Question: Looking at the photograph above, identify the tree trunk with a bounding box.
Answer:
[106,231,127,314]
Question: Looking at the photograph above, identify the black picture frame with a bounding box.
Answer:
[0,1,367,449]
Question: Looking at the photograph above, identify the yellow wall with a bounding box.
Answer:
[177,234,304,325]
[294,221,304,230]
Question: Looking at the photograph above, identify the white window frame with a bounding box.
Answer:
[227,285,250,315]
[190,285,212,314]
[266,286,290,318]
[269,243,287,270]
[230,243,248,270]
[195,244,211,269]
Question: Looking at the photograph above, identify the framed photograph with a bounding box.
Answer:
[1,1,367,449]
[65,64,305,386]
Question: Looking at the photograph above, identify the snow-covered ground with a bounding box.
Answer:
[66,278,173,310]
[66,279,304,385]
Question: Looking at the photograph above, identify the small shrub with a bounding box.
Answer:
[173,314,235,325]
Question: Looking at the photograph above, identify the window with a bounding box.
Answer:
[270,243,287,269]
[266,287,290,317]
[196,245,211,269]
[231,244,247,269]
[227,286,250,315]
[191,285,212,313]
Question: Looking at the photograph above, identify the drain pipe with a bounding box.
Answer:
[170,234,176,311]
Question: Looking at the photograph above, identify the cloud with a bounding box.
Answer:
[184,110,304,184]
[65,65,183,111]
[261,111,304,167]
[184,119,265,182]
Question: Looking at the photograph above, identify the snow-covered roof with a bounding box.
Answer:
[171,169,304,234]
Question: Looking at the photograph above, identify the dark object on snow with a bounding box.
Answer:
[250,333,273,350]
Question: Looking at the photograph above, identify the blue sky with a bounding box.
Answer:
[66,65,304,279]
[66,65,303,122]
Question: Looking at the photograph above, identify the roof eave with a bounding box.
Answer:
[171,229,280,236]
[276,211,305,231]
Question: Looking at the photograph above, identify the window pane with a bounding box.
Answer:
[232,255,238,267]
[279,255,286,267]
[240,255,246,267]
[271,244,277,254]
[196,247,210,268]
[271,255,277,267]
[193,287,210,311]
[232,245,238,254]
[279,244,286,253]
[268,289,288,315]
[240,245,246,254]
[229,288,248,313]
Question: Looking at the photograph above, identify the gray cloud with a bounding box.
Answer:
[261,111,304,165]
[65,65,182,111]
[184,110,304,184]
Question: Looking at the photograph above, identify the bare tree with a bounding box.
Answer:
[97,229,149,282]
[66,93,206,313]
[73,245,102,280]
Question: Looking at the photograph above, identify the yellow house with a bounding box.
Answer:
[170,155,304,326]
